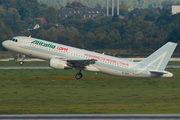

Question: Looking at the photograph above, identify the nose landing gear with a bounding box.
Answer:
[19,55,25,65]
[19,61,24,65]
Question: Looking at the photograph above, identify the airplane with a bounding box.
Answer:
[2,36,177,79]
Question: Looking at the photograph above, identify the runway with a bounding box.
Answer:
[0,66,179,69]
[166,65,180,68]
[1,114,180,120]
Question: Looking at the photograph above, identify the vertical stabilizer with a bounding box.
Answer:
[140,42,177,70]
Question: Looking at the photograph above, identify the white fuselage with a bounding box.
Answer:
[2,36,173,78]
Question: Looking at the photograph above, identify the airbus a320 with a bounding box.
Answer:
[2,36,177,79]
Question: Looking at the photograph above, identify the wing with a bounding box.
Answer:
[67,59,97,68]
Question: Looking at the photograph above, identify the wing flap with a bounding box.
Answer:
[67,59,97,68]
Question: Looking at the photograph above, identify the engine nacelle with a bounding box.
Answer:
[50,58,67,69]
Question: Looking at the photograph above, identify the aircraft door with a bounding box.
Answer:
[134,65,140,74]
[22,38,30,49]
[21,38,33,56]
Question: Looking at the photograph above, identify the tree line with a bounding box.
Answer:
[0,0,180,54]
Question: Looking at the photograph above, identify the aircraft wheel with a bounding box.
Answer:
[19,61,24,65]
[75,73,83,79]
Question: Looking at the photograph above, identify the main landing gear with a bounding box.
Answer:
[75,69,83,79]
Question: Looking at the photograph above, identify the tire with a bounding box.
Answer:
[75,73,83,79]
[19,61,24,65]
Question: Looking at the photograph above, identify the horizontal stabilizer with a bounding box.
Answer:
[149,70,168,75]
[149,70,173,77]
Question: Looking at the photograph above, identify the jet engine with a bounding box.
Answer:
[50,58,67,69]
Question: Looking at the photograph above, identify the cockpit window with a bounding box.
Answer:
[11,38,18,42]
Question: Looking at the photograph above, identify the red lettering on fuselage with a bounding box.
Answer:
[84,53,129,66]
[56,46,68,52]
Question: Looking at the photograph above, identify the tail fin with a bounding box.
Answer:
[140,42,177,70]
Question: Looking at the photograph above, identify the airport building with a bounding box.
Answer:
[56,8,105,19]
[172,5,180,15]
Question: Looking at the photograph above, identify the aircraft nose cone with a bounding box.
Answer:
[2,41,9,49]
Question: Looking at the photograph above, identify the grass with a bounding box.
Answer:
[167,61,180,66]
[0,68,180,114]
